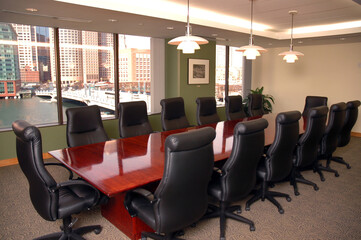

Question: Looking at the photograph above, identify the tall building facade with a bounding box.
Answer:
[0,23,20,98]
[119,48,150,94]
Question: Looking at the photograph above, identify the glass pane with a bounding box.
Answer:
[215,45,226,106]
[0,23,58,129]
[229,47,243,96]
[118,35,151,112]
[59,29,115,121]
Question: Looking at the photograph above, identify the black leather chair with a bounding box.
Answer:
[315,102,347,180]
[196,97,220,125]
[247,94,264,117]
[290,106,328,196]
[66,105,109,147]
[206,118,268,239]
[302,96,328,118]
[160,97,190,131]
[12,120,102,240]
[225,95,247,120]
[118,101,153,138]
[333,100,361,168]
[246,111,301,214]
[124,127,216,240]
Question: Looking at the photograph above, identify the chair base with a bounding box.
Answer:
[328,156,351,169]
[141,231,184,240]
[245,182,291,214]
[204,202,254,240]
[290,169,319,196]
[34,216,101,240]
[314,157,340,181]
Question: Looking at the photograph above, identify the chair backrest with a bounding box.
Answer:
[12,120,58,221]
[248,94,264,117]
[66,105,109,147]
[295,106,328,168]
[196,97,220,125]
[266,111,301,182]
[225,95,247,120]
[220,118,268,202]
[153,127,216,234]
[302,96,328,117]
[118,101,153,138]
[338,100,360,147]
[320,102,346,155]
[160,97,190,131]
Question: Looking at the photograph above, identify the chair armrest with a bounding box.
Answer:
[45,162,74,180]
[51,180,100,207]
[124,188,155,217]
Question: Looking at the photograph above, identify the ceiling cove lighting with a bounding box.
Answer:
[168,0,208,54]
[236,0,266,60]
[279,10,304,63]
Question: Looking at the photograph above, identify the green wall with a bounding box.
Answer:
[165,40,225,125]
[0,40,224,161]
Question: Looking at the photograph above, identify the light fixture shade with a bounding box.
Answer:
[279,50,304,63]
[168,35,208,45]
[236,44,267,60]
[176,39,200,54]
[168,35,207,54]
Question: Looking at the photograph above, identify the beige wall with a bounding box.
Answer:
[252,42,361,133]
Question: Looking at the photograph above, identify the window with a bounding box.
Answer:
[59,29,115,120]
[118,35,151,111]
[0,21,161,130]
[215,45,243,106]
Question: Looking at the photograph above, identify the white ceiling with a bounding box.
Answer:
[1,0,361,48]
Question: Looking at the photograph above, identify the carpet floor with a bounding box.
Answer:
[0,137,360,240]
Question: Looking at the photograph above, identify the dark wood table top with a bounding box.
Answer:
[49,113,304,197]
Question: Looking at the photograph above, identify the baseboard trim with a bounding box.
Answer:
[0,153,53,167]
[351,132,361,137]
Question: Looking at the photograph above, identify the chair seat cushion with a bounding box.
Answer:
[130,196,156,230]
[58,185,97,219]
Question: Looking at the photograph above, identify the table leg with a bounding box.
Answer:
[101,192,153,240]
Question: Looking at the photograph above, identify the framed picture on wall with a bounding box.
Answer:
[188,59,209,84]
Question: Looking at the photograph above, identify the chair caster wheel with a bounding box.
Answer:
[237,207,242,214]
[347,165,351,169]
[176,230,185,236]
[250,225,255,231]
[94,227,102,234]
[278,208,284,214]
[190,223,197,228]
[321,177,325,182]
[294,191,300,196]
[314,186,319,191]
[335,172,339,177]
[245,206,250,211]
[286,197,292,202]
[220,237,225,240]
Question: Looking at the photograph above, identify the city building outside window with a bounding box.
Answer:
[0,22,155,129]
[215,45,243,106]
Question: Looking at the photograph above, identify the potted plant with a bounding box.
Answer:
[243,86,275,114]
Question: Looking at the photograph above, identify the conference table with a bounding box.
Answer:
[49,113,304,240]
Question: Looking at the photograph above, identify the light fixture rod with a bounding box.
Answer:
[186,0,190,36]
[249,0,254,45]
[289,10,297,51]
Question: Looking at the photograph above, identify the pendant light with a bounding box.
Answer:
[279,10,304,63]
[168,0,208,54]
[236,0,267,60]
